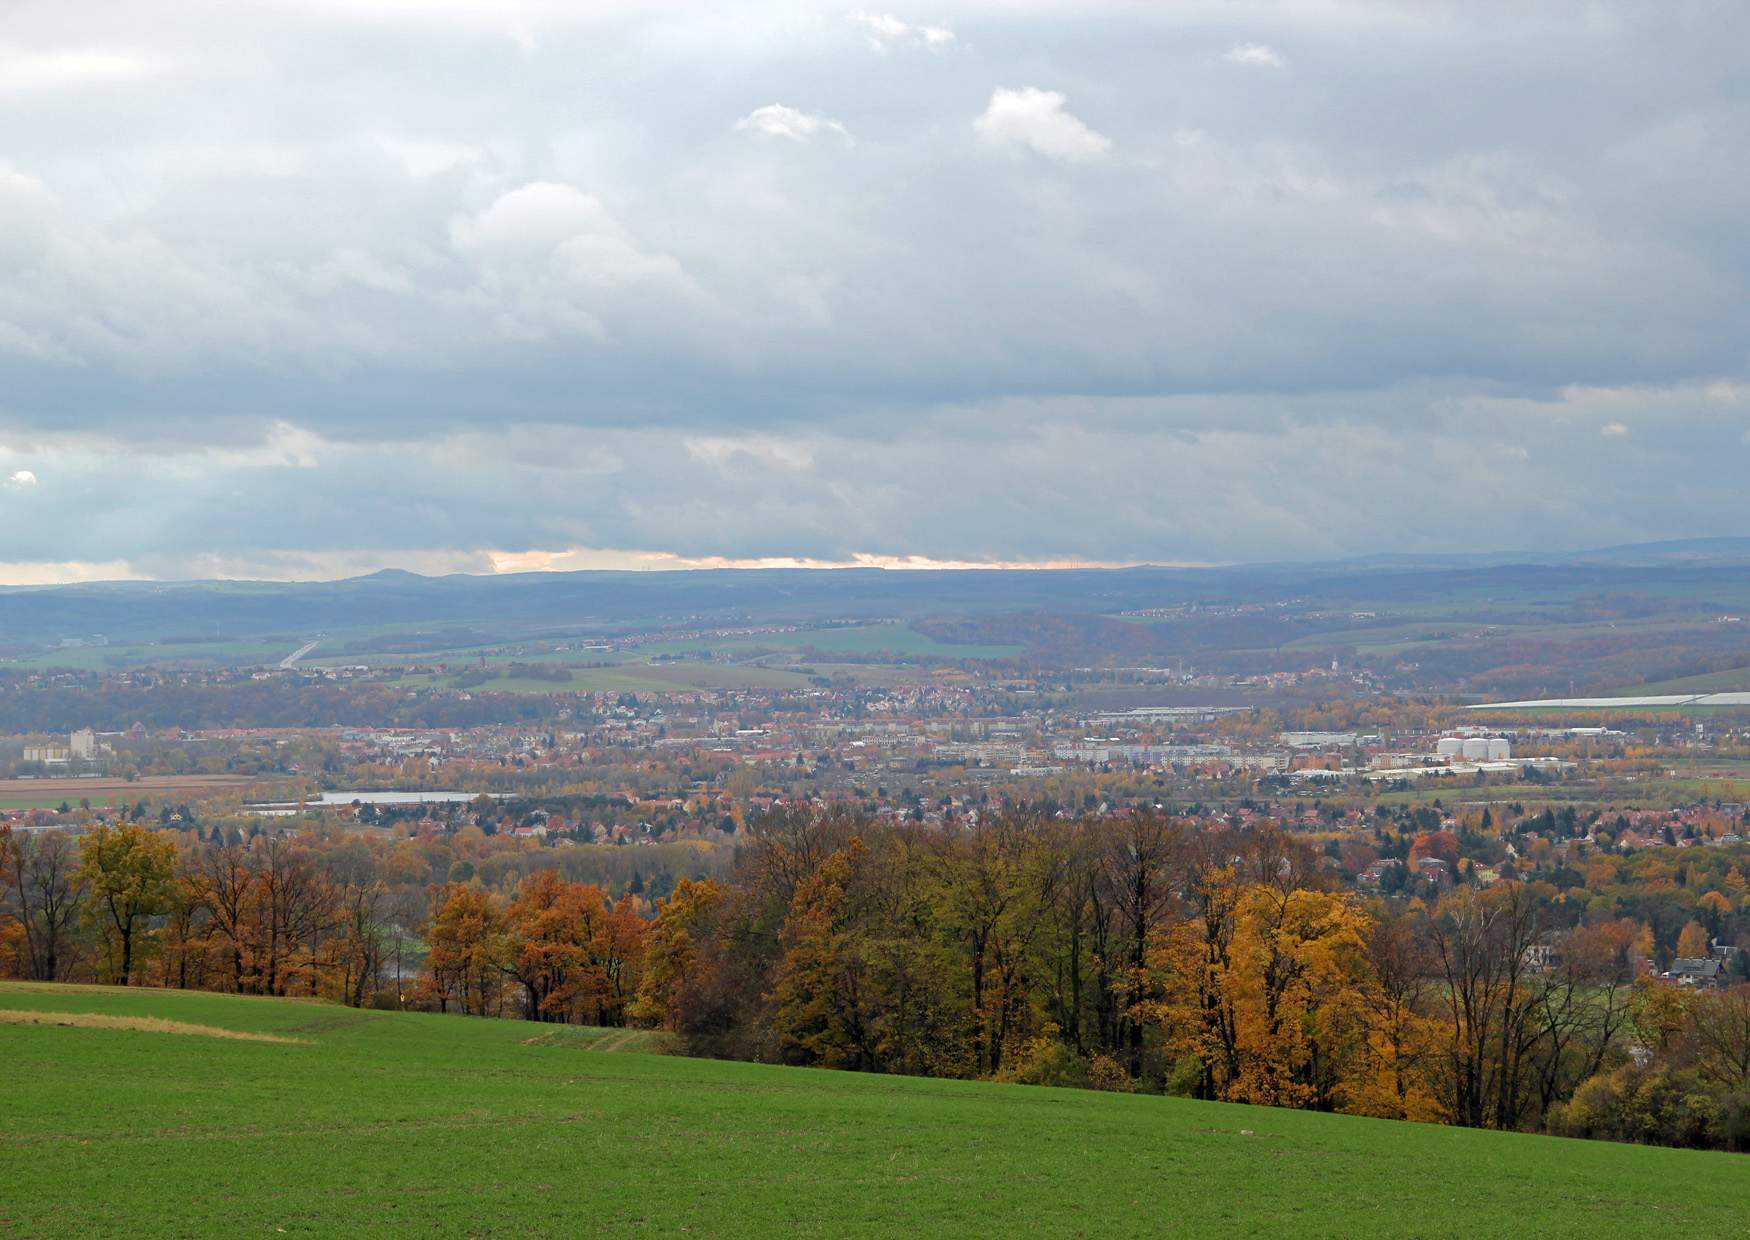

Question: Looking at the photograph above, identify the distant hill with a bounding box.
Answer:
[4,538,1750,648]
[1322,537,1750,571]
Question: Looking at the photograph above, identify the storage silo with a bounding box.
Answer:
[1436,737,1465,757]
[1461,738,1491,761]
[1486,738,1511,761]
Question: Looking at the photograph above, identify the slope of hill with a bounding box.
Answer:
[0,983,1743,1237]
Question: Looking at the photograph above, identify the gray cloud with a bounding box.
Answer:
[0,1,1746,577]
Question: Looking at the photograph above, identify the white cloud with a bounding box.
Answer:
[685,435,814,472]
[0,45,164,92]
[974,87,1110,163]
[852,12,908,41]
[450,182,617,257]
[734,104,853,145]
[849,12,954,52]
[449,182,702,341]
[1225,42,1286,69]
[373,135,483,178]
[1601,421,1629,437]
[6,470,38,488]
[450,182,686,295]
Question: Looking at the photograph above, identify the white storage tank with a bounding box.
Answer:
[1461,738,1491,761]
[1436,737,1465,757]
[1486,738,1511,761]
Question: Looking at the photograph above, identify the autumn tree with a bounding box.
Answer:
[77,823,176,985]
[155,872,214,991]
[1688,984,1750,1092]
[1149,871,1372,1110]
[187,842,255,992]
[421,884,505,1016]
[1150,860,1243,1099]
[771,840,873,1068]
[933,816,1062,1077]
[1351,902,1442,1122]
[1676,920,1710,960]
[593,894,648,1027]
[503,870,602,1023]
[1630,976,1693,1057]
[1524,920,1639,1121]
[1,825,82,982]
[252,834,339,997]
[631,877,722,1028]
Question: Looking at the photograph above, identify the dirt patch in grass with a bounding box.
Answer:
[0,1008,309,1044]
[520,1027,673,1053]
[283,1011,381,1036]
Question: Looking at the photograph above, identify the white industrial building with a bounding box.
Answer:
[1441,735,1510,761]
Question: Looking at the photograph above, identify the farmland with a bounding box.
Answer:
[0,983,1744,1238]
[297,622,1024,694]
[1,621,1022,699]
[0,774,260,810]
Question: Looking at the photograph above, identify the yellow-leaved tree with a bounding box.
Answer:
[1146,870,1374,1110]
[1348,904,1444,1122]
[1223,885,1373,1109]
[76,823,176,985]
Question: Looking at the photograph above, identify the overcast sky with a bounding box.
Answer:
[1,1,1747,581]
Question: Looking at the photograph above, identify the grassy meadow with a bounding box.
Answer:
[1,983,1746,1238]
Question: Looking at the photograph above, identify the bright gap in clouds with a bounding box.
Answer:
[0,550,1199,585]
[486,550,1184,575]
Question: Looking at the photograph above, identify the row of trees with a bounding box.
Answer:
[635,809,1750,1151]
[0,823,414,1005]
[5,810,1748,1153]
[421,874,645,1024]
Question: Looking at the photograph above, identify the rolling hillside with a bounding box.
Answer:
[0,983,1744,1237]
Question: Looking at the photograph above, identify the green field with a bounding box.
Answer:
[623,624,1022,661]
[1,637,309,672]
[0,619,1024,686]
[1610,664,1750,695]
[0,795,126,810]
[329,621,1019,694]
[1,984,1745,1237]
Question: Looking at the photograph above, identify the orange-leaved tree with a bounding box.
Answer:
[421,884,505,1016]
[1676,920,1710,959]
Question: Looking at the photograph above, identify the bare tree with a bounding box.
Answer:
[2,828,82,981]
[1426,883,1544,1130]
